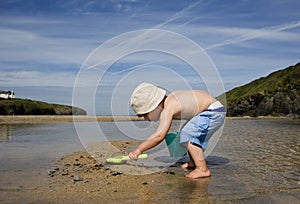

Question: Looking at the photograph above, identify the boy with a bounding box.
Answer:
[129,82,226,179]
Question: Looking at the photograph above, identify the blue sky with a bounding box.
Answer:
[0,0,299,115]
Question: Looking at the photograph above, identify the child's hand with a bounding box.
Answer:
[129,148,142,160]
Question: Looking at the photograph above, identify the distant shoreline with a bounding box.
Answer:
[0,115,143,124]
[0,115,291,124]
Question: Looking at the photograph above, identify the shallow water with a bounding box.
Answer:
[0,119,299,203]
[0,123,84,190]
[205,119,300,203]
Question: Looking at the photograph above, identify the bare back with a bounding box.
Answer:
[134,90,217,153]
[164,90,216,120]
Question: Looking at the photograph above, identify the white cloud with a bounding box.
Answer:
[205,21,300,49]
[0,0,299,114]
[0,28,95,66]
[0,70,77,87]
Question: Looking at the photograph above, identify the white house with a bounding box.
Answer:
[0,90,15,99]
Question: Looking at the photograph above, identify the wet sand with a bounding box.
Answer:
[1,117,299,203]
[0,141,202,204]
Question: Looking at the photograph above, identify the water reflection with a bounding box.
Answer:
[161,169,212,203]
[187,177,211,201]
[0,124,13,142]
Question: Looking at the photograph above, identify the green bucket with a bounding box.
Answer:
[165,132,187,157]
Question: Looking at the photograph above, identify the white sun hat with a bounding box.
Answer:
[130,82,166,115]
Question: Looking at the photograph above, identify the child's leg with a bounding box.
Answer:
[185,141,211,179]
[180,152,195,170]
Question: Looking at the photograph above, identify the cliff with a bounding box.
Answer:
[0,98,86,115]
[221,62,300,118]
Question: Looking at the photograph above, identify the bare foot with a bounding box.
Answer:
[185,168,211,179]
[180,161,195,170]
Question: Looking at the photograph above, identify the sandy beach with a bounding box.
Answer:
[0,115,291,125]
[0,115,142,124]
[1,141,202,204]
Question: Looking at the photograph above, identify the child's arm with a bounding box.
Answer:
[129,109,173,160]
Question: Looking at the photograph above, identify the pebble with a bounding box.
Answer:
[94,164,103,169]
[73,177,83,182]
[62,171,69,176]
[166,171,175,175]
[47,167,60,177]
[111,171,123,176]
[73,162,81,166]
[48,170,56,175]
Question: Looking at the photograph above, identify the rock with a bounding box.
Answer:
[48,170,56,175]
[48,168,59,177]
[94,164,103,170]
[228,89,300,117]
[62,170,69,176]
[73,177,83,182]
[73,162,81,166]
[166,171,175,175]
[111,171,123,176]
[224,62,300,117]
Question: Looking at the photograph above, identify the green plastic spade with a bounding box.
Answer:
[106,154,148,164]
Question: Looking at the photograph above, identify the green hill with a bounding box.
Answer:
[220,62,300,117]
[0,98,86,115]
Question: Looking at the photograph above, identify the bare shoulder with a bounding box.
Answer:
[168,90,213,99]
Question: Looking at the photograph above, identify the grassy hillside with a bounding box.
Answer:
[220,62,300,117]
[225,62,300,105]
[0,98,86,115]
